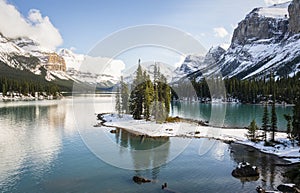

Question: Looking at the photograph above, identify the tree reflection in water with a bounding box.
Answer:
[229,143,291,190]
[114,129,170,180]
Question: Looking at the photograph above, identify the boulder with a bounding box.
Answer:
[132,176,151,184]
[110,129,118,133]
[277,184,299,193]
[232,162,259,178]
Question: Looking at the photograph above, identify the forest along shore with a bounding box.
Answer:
[95,113,300,164]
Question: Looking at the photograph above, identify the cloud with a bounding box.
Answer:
[213,27,229,38]
[0,0,62,51]
[103,59,126,77]
[264,0,290,6]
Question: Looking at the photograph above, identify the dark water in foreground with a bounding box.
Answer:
[0,96,293,192]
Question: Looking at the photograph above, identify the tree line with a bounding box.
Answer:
[172,72,300,104]
[0,77,60,96]
[115,61,171,122]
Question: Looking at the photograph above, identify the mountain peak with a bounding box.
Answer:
[257,1,290,19]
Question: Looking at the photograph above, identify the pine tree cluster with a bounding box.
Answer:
[115,61,171,122]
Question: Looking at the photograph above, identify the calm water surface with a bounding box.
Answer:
[171,101,293,130]
[0,95,293,192]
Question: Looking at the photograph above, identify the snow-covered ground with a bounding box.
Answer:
[101,113,300,163]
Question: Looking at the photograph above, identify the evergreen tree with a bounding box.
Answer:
[120,76,129,114]
[152,63,160,120]
[129,61,144,120]
[284,114,292,138]
[292,96,300,140]
[2,83,6,95]
[247,119,258,141]
[262,104,269,142]
[128,61,171,122]
[115,86,122,117]
[161,75,171,117]
[143,72,154,121]
[270,102,277,142]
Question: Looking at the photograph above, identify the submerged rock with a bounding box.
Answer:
[232,162,259,178]
[132,176,151,184]
[277,184,299,193]
[256,186,281,193]
[110,129,118,133]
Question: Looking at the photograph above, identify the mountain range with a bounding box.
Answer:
[180,0,300,82]
[1,0,300,91]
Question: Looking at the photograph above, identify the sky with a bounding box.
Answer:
[0,0,290,71]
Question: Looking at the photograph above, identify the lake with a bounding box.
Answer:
[0,95,294,192]
[171,101,293,130]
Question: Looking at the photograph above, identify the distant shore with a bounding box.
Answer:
[0,92,63,102]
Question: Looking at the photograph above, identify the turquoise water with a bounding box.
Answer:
[171,101,293,130]
[0,96,292,192]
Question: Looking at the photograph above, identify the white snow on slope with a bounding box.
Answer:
[258,1,290,18]
[123,61,175,83]
[59,48,84,71]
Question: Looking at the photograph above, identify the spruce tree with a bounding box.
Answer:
[129,61,144,120]
[270,102,277,142]
[284,114,292,138]
[120,76,129,114]
[262,104,269,142]
[115,86,122,117]
[292,96,300,140]
[143,72,153,121]
[152,63,160,119]
[247,119,258,142]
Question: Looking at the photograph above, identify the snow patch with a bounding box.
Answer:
[258,2,290,18]
[101,113,300,163]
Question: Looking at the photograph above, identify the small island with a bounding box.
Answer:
[96,61,300,166]
[94,61,300,191]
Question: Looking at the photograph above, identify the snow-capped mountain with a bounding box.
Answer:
[0,34,122,89]
[220,1,300,79]
[174,46,225,82]
[58,48,84,71]
[123,61,175,83]
[58,48,122,88]
[172,54,205,82]
[0,33,42,73]
[67,68,118,88]
[185,0,300,81]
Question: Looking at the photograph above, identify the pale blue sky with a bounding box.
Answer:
[7,0,272,54]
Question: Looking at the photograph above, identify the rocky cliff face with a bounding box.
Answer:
[220,1,300,79]
[288,0,300,34]
[231,3,289,46]
[184,1,300,81]
[46,53,66,72]
[174,46,225,82]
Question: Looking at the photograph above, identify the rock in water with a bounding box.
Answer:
[232,162,259,178]
[277,184,299,193]
[132,176,151,184]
